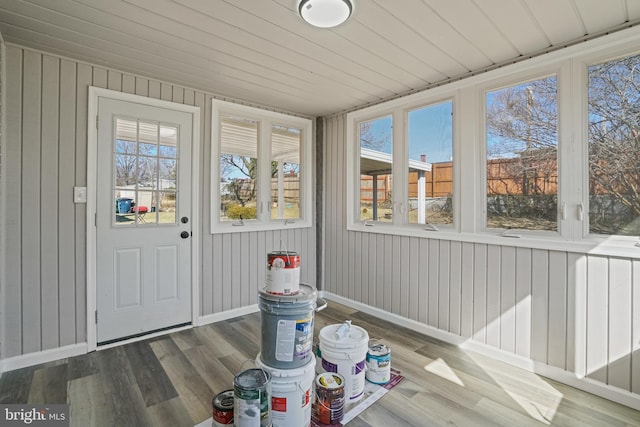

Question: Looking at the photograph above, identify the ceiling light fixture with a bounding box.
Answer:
[298,0,353,28]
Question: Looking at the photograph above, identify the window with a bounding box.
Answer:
[346,31,640,252]
[485,77,558,232]
[359,116,393,222]
[211,100,313,233]
[408,101,453,227]
[114,118,178,226]
[588,53,640,236]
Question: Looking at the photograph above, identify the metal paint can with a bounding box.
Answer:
[233,368,272,427]
[212,390,234,425]
[365,343,391,385]
[266,251,301,295]
[313,372,345,425]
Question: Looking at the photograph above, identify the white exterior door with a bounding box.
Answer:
[96,97,193,344]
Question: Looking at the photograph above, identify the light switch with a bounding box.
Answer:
[74,186,87,203]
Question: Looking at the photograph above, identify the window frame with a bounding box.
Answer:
[346,26,640,258]
[347,89,460,233]
[211,100,313,233]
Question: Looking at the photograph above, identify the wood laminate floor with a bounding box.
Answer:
[1,300,639,426]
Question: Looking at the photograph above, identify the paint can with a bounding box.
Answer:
[266,251,301,295]
[259,283,317,369]
[313,372,345,425]
[212,390,234,425]
[319,323,369,403]
[365,343,391,385]
[256,354,315,427]
[233,368,272,427]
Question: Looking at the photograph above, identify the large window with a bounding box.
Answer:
[588,53,640,236]
[347,35,640,251]
[212,100,312,233]
[485,77,558,232]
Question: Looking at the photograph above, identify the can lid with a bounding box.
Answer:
[368,343,390,356]
[316,372,344,389]
[213,390,234,410]
[320,324,369,347]
[259,283,316,303]
[234,369,271,389]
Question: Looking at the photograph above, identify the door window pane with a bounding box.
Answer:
[271,125,301,220]
[219,115,258,221]
[113,118,179,226]
[359,116,393,222]
[588,53,640,235]
[408,101,453,226]
[485,77,558,231]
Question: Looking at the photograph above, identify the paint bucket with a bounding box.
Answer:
[212,390,234,425]
[319,323,369,403]
[365,343,391,385]
[313,372,345,425]
[256,354,315,427]
[233,368,272,427]
[266,251,301,295]
[259,283,322,369]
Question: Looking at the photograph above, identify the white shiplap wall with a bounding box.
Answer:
[0,44,316,359]
[323,114,640,400]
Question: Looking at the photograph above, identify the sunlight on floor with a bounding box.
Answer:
[466,352,563,425]
[423,357,465,387]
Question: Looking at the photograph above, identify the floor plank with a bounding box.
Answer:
[0,299,638,426]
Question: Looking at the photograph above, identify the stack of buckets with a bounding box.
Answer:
[249,251,320,427]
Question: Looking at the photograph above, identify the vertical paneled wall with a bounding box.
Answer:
[323,114,640,396]
[0,44,315,359]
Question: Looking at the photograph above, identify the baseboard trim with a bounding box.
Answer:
[197,304,259,326]
[320,291,640,411]
[1,343,88,373]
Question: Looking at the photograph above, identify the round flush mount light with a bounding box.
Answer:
[298,0,353,28]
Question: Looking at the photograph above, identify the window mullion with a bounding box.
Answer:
[392,109,407,225]
[258,119,272,223]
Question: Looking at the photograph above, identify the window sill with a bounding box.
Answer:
[211,219,312,234]
[347,222,640,259]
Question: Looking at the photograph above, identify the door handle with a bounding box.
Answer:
[181,216,189,224]
[180,231,190,239]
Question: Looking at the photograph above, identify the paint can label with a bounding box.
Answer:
[366,344,391,384]
[234,369,272,427]
[314,373,345,425]
[321,358,366,400]
[275,317,313,362]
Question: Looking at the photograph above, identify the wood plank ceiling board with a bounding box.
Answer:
[475,0,551,55]
[182,0,410,97]
[573,0,629,34]
[524,0,587,45]
[424,0,521,65]
[367,0,474,77]
[1,0,640,117]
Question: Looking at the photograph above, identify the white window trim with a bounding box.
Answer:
[346,25,640,259]
[211,100,313,233]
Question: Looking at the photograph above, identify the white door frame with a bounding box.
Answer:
[87,87,201,352]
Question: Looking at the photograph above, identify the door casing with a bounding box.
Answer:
[87,87,201,351]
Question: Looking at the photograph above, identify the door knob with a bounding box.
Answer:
[181,216,189,224]
[180,231,190,239]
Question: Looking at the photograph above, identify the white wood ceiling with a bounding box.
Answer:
[1,0,640,117]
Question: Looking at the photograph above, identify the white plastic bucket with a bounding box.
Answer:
[256,354,315,427]
[319,323,369,403]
